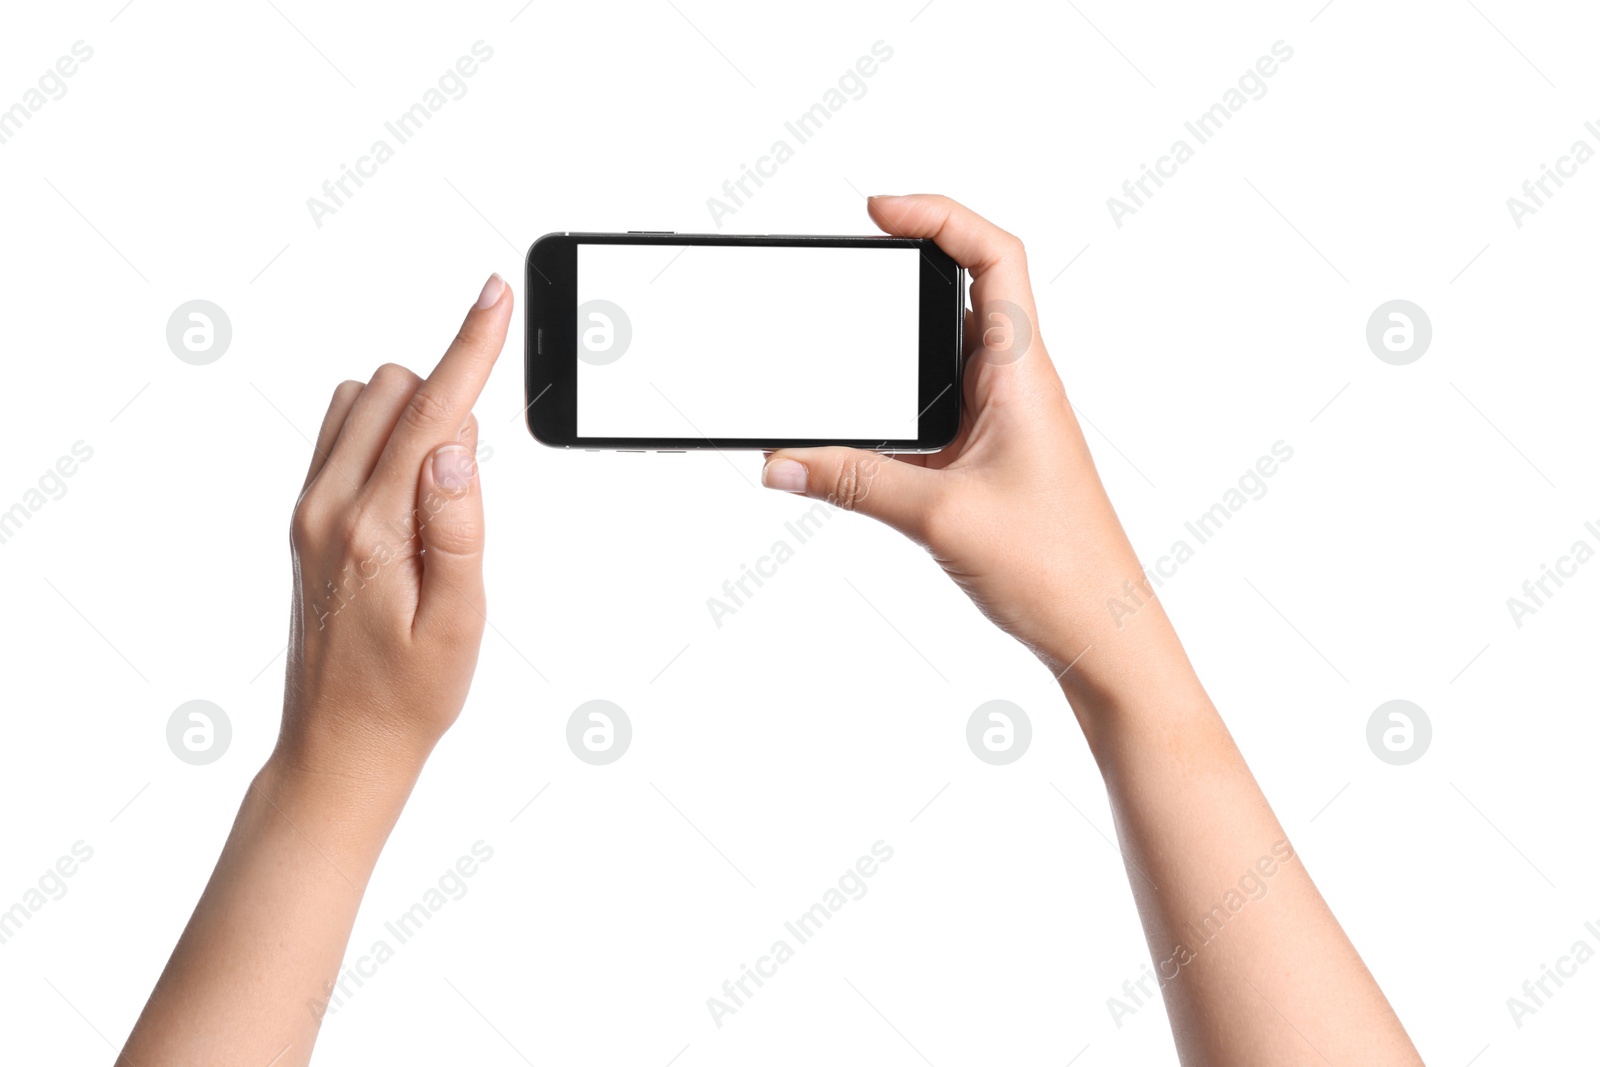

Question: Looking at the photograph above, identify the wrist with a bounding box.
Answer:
[1040,595,1208,726]
[258,743,423,834]
[234,756,418,894]
[272,693,439,790]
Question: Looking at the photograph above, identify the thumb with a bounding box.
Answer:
[762,448,939,540]
[414,442,486,634]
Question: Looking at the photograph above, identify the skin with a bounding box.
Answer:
[764,195,1423,1065]
[119,273,513,1067]
[121,197,1423,1066]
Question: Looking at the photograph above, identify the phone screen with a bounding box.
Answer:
[574,243,922,440]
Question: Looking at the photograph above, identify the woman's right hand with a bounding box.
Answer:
[763,195,1164,691]
[275,273,513,788]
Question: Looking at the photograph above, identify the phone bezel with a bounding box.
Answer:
[524,232,965,452]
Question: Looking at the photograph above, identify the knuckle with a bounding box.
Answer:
[453,317,493,353]
[399,386,453,435]
[289,491,326,545]
[826,455,874,512]
[343,507,404,566]
[335,511,369,557]
[919,486,961,547]
[370,362,418,389]
[426,512,484,558]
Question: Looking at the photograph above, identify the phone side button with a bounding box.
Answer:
[655,450,685,453]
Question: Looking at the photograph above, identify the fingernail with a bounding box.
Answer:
[762,458,807,493]
[432,445,475,496]
[868,194,903,202]
[474,273,505,309]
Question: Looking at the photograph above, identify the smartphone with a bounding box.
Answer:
[523,232,965,451]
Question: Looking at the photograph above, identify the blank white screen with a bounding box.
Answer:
[575,244,921,440]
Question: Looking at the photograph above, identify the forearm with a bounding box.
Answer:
[118,275,507,1066]
[119,757,418,1067]
[1053,605,1419,1065]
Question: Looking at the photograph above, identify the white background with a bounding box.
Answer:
[575,243,921,439]
[1,1,1596,1064]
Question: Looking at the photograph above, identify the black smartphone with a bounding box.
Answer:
[523,232,965,451]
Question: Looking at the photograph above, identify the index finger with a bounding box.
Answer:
[370,273,512,499]
[869,193,1051,387]
[866,194,1036,316]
